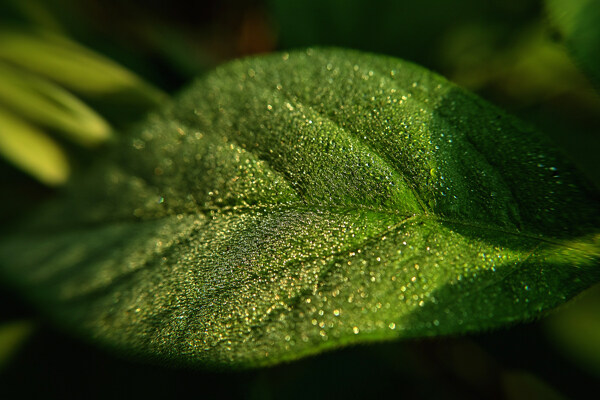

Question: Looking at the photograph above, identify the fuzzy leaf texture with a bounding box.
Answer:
[1,49,599,368]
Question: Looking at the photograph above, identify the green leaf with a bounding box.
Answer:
[0,49,598,368]
[0,62,112,146]
[0,107,70,186]
[546,0,600,89]
[0,320,35,371]
[0,29,166,102]
[545,283,600,376]
[0,28,170,184]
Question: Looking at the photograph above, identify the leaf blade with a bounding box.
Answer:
[0,107,70,185]
[1,49,598,367]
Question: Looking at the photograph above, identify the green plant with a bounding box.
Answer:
[1,47,598,369]
[1,0,599,398]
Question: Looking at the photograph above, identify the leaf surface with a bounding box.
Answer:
[0,49,598,368]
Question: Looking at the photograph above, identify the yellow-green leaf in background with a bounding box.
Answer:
[0,29,165,102]
[0,108,69,186]
[0,62,112,146]
[0,28,169,185]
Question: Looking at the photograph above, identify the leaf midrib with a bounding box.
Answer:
[24,201,595,257]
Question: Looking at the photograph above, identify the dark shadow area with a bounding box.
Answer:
[402,254,599,398]
[268,0,540,75]
[432,86,600,240]
[0,314,597,399]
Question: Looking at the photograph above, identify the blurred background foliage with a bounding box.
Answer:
[0,0,598,398]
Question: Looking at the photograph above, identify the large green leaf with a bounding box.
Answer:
[0,49,598,368]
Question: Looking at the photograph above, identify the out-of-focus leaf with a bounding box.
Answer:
[546,0,600,89]
[545,283,600,377]
[0,108,69,186]
[0,320,34,370]
[268,0,538,70]
[0,49,598,368]
[0,29,166,103]
[440,24,600,107]
[0,27,171,183]
[0,62,112,146]
[1,0,64,32]
[502,370,566,400]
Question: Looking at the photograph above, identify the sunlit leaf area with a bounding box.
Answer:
[0,0,599,398]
